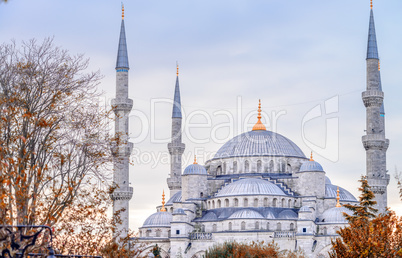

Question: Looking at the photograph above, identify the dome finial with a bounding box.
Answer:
[161,190,166,212]
[122,3,125,20]
[370,0,373,10]
[193,155,197,164]
[310,151,314,161]
[252,99,267,131]
[176,62,179,76]
[336,186,342,208]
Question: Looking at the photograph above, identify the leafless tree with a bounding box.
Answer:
[0,38,113,227]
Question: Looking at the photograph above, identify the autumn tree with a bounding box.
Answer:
[205,241,304,258]
[0,38,137,256]
[330,176,402,257]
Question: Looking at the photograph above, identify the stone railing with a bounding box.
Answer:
[274,231,295,239]
[189,232,213,240]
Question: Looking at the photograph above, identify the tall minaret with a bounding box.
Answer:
[362,1,389,213]
[110,5,133,240]
[167,65,185,197]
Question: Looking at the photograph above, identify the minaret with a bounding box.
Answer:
[362,1,389,213]
[110,5,133,240]
[167,65,185,197]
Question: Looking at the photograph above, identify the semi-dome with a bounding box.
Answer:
[325,184,357,201]
[166,191,182,205]
[216,178,286,197]
[183,163,207,175]
[325,176,332,185]
[142,212,172,227]
[229,209,264,219]
[213,130,306,160]
[299,160,324,172]
[199,211,218,221]
[319,206,352,224]
[278,210,298,219]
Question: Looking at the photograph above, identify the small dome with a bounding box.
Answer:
[199,211,218,221]
[229,209,264,219]
[173,208,185,214]
[325,176,332,185]
[299,160,324,172]
[325,184,357,201]
[319,207,351,224]
[143,212,172,227]
[183,163,207,175]
[299,206,311,212]
[278,210,298,219]
[216,178,286,197]
[166,191,182,205]
[213,130,306,160]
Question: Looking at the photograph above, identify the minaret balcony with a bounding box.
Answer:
[111,98,133,112]
[168,143,185,155]
[362,134,389,150]
[111,142,134,157]
[362,90,384,107]
[110,186,133,201]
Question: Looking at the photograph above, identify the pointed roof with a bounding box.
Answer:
[172,68,182,118]
[116,18,129,69]
[367,9,379,59]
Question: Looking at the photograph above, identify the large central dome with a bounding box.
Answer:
[213,130,306,160]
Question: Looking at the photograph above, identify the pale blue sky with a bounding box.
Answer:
[1,0,402,230]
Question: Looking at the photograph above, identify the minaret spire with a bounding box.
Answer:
[167,65,185,197]
[362,1,389,213]
[110,4,134,241]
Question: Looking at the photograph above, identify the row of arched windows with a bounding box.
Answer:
[209,197,297,209]
[140,229,171,238]
[217,160,292,175]
[211,222,295,232]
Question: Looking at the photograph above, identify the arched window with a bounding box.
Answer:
[245,160,249,173]
[233,161,237,173]
[255,221,259,230]
[156,229,161,237]
[257,160,262,173]
[281,162,286,172]
[290,223,294,231]
[201,225,205,232]
[212,224,217,232]
[273,198,277,207]
[217,200,221,208]
[253,198,258,207]
[140,231,142,237]
[212,200,215,209]
[223,162,227,174]
[225,199,229,207]
[168,230,171,237]
[288,199,292,208]
[170,207,174,213]
[269,160,274,172]
[244,198,248,207]
[234,198,239,207]
[146,230,151,237]
[264,198,268,207]
[281,198,285,207]
[229,222,232,231]
[277,223,281,231]
[287,164,292,173]
[241,221,246,230]
[208,201,211,209]
[266,222,270,231]
[323,227,328,235]
[217,166,222,175]
[294,200,298,207]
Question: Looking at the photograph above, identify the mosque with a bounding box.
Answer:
[110,3,389,258]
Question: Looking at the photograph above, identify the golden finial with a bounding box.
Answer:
[252,99,267,131]
[193,155,197,164]
[370,0,373,9]
[336,186,342,208]
[122,3,125,20]
[161,190,166,212]
[176,62,179,76]
[310,151,314,161]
